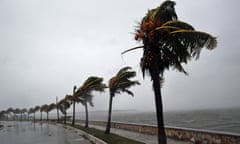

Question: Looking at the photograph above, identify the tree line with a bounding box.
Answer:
[0,66,139,135]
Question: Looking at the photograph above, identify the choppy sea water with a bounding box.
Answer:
[81,108,240,134]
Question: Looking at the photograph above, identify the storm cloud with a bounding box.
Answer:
[0,0,240,112]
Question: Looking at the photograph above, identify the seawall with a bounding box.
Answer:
[77,120,240,144]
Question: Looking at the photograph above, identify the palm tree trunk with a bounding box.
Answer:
[40,112,42,121]
[152,74,167,144]
[85,101,88,128]
[105,93,113,134]
[47,112,49,121]
[64,112,67,124]
[72,100,76,126]
[34,112,35,122]
[57,106,59,123]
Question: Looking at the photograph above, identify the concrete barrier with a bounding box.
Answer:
[77,120,240,144]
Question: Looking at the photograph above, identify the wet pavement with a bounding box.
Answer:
[84,124,193,144]
[0,121,91,144]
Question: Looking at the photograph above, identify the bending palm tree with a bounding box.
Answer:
[105,66,140,134]
[40,104,48,121]
[6,108,13,120]
[33,106,40,122]
[58,95,71,124]
[28,108,34,121]
[123,1,217,143]
[46,103,56,121]
[77,76,106,128]
[20,108,27,121]
[13,108,21,120]
[64,86,78,126]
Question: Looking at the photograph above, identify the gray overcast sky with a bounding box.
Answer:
[0,0,240,112]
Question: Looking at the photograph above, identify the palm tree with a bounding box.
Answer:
[13,108,21,120]
[56,97,60,122]
[122,1,217,143]
[33,106,40,122]
[28,108,34,121]
[20,108,27,121]
[77,76,106,128]
[66,86,77,126]
[40,104,48,121]
[45,103,56,121]
[58,95,71,124]
[6,108,13,120]
[105,66,140,134]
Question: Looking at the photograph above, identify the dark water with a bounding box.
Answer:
[83,108,240,134]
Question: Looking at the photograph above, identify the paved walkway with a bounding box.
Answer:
[76,122,192,144]
[0,121,91,144]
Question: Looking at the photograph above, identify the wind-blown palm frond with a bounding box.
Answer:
[47,103,56,112]
[109,66,140,97]
[58,98,71,115]
[77,76,106,106]
[40,104,48,112]
[126,3,217,77]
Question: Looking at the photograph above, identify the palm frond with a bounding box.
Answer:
[162,20,194,30]
[152,0,177,23]
[121,46,144,55]
[121,89,134,97]
[117,71,137,83]
[170,30,217,57]
[116,66,132,76]
[109,66,140,97]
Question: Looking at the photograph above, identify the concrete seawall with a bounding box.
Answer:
[77,120,240,144]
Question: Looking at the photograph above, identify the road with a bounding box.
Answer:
[0,121,91,144]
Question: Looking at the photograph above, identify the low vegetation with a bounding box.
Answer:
[73,124,144,144]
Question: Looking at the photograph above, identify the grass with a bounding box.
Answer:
[73,124,145,144]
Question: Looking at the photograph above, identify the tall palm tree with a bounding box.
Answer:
[20,108,27,121]
[45,103,56,121]
[33,106,40,122]
[77,76,106,128]
[122,1,217,143]
[40,104,48,121]
[28,108,34,121]
[13,108,21,120]
[105,66,140,134]
[56,97,60,122]
[6,108,13,120]
[58,95,71,124]
[66,86,78,126]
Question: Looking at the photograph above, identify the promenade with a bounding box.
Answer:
[0,121,91,144]
[75,122,193,144]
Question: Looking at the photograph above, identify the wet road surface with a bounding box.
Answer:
[0,121,91,144]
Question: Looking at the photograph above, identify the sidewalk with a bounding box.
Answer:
[76,122,192,144]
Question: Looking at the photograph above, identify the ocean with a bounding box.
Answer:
[76,108,240,134]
